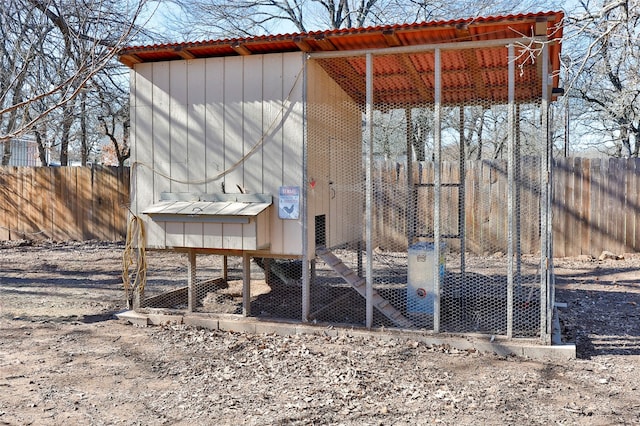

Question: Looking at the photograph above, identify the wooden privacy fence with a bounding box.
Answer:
[0,166,129,241]
[552,157,640,257]
[373,157,640,258]
[0,159,638,256]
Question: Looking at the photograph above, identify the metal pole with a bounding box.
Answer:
[365,52,374,328]
[458,107,466,278]
[301,54,310,322]
[433,48,442,333]
[506,44,515,339]
[540,42,553,345]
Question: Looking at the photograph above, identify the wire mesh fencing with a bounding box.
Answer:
[134,44,553,343]
[307,47,551,340]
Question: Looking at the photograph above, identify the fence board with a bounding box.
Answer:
[0,166,129,241]
[1,160,639,256]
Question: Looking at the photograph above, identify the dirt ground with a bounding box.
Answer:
[1,240,640,425]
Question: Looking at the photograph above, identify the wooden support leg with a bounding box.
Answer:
[187,250,196,313]
[242,252,251,316]
[223,255,228,281]
[264,258,272,286]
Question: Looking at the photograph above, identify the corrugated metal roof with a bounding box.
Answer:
[120,12,562,64]
[120,11,563,105]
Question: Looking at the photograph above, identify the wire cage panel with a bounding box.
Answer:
[307,46,552,339]
[133,43,554,343]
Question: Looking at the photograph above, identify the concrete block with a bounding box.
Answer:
[115,310,149,326]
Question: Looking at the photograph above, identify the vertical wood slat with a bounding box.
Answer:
[0,166,128,241]
[1,159,640,256]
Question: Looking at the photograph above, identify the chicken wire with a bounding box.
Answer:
[135,250,305,320]
[132,44,554,343]
[306,46,553,341]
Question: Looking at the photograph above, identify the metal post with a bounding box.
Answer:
[458,107,466,278]
[540,42,552,345]
[301,54,310,323]
[433,48,442,333]
[365,52,374,328]
[506,44,516,339]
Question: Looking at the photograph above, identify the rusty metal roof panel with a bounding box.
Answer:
[120,11,563,105]
[120,11,563,65]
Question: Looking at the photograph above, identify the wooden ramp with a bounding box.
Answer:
[315,247,414,328]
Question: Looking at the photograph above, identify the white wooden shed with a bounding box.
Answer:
[120,11,565,344]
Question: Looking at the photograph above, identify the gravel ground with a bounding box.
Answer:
[1,240,640,425]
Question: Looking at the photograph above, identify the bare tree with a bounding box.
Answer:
[161,0,554,40]
[0,0,150,165]
[563,1,640,157]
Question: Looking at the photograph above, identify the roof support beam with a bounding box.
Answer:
[314,35,337,51]
[232,42,252,56]
[309,36,548,59]
[382,29,402,47]
[398,55,431,101]
[294,37,313,52]
[176,48,196,60]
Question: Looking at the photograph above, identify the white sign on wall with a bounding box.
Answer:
[279,186,300,219]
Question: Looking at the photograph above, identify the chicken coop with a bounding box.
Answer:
[119,11,564,344]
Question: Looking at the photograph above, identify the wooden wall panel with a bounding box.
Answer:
[262,53,286,253]
[169,60,189,194]
[280,54,305,255]
[223,56,245,196]
[204,58,225,195]
[243,55,264,195]
[187,59,207,195]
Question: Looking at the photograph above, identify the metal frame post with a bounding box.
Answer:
[301,54,310,322]
[540,42,553,344]
[433,48,442,333]
[365,52,374,328]
[506,44,516,338]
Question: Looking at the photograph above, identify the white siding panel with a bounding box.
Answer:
[262,53,285,253]
[203,222,223,248]
[132,64,154,217]
[170,61,189,194]
[166,221,185,247]
[185,222,204,247]
[205,58,225,194]
[129,69,138,217]
[243,55,264,195]
[223,223,243,249]
[281,53,305,255]
[188,60,207,193]
[223,57,244,195]
[242,220,257,250]
[306,61,331,252]
[152,62,171,201]
[133,63,153,107]
[145,221,167,249]
[305,59,362,253]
